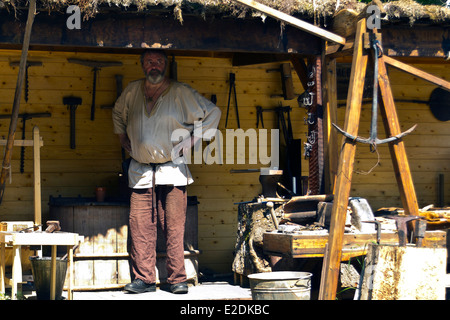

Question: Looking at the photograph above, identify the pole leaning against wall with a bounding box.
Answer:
[0,0,37,204]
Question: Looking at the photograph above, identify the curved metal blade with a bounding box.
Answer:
[332,123,417,145]
[373,124,417,145]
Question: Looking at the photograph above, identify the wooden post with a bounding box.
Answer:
[11,245,22,300]
[33,126,42,227]
[290,56,309,90]
[50,245,57,300]
[0,243,4,294]
[377,57,419,215]
[67,245,74,300]
[0,0,36,204]
[320,19,368,300]
[307,55,324,195]
[323,57,339,193]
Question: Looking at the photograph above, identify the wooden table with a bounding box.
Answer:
[263,230,447,261]
[0,231,83,300]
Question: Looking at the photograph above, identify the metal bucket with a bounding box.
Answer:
[29,256,68,300]
[248,271,312,300]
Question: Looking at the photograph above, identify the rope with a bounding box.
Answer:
[355,147,381,175]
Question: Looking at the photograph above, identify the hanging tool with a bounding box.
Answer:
[256,106,264,128]
[225,73,240,128]
[67,58,122,121]
[396,87,450,122]
[9,60,42,102]
[101,74,124,109]
[254,105,302,194]
[332,33,416,151]
[255,105,291,130]
[0,112,51,173]
[170,55,177,81]
[266,63,296,100]
[63,96,82,149]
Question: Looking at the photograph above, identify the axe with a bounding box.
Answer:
[67,59,122,121]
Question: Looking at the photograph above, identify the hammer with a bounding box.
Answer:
[67,59,123,121]
[63,96,82,149]
[45,220,61,233]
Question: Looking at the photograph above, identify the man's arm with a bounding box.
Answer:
[118,133,132,153]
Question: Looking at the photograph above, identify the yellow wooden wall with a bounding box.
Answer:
[337,60,450,211]
[0,48,448,274]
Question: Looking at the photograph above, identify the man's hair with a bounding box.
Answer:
[140,49,168,67]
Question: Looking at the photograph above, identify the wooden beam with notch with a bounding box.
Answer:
[383,55,450,91]
[234,0,346,45]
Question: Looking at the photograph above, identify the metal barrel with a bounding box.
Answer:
[248,271,312,300]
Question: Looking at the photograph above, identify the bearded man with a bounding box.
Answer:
[112,49,221,294]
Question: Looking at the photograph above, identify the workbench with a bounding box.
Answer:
[0,231,83,300]
[263,230,447,261]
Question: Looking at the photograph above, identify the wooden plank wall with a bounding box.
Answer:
[0,48,448,273]
[0,49,307,273]
[336,59,450,211]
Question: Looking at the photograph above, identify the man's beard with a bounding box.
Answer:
[146,69,166,84]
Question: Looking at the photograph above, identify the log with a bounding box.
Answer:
[358,243,447,300]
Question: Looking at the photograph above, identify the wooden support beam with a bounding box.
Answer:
[319,18,368,300]
[383,55,450,91]
[290,56,309,90]
[307,55,324,195]
[33,126,42,227]
[323,57,339,194]
[234,0,346,45]
[377,57,419,215]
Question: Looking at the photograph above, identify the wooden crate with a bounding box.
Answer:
[263,230,447,261]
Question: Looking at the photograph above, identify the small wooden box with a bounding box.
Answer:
[0,221,34,232]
